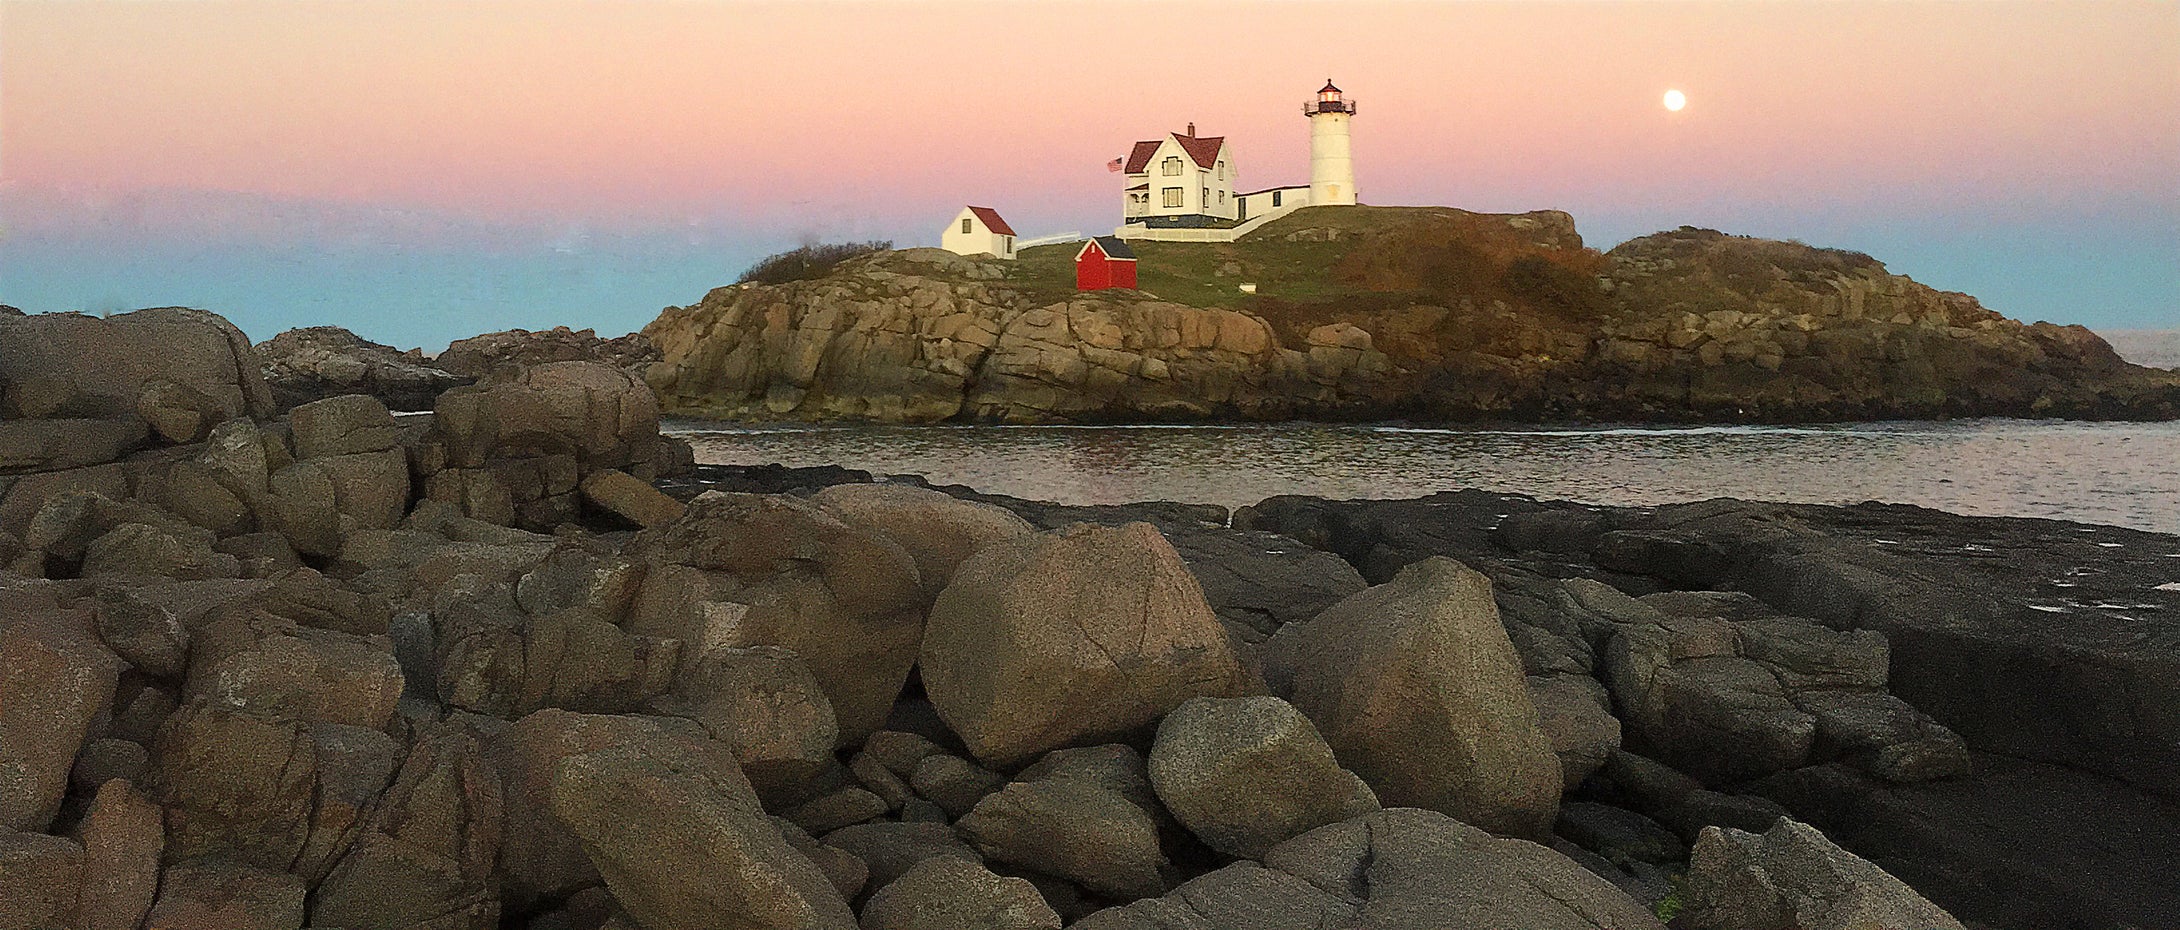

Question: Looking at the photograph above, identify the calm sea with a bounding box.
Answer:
[669,419,2180,535]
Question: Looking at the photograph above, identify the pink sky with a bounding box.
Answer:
[2,0,2175,344]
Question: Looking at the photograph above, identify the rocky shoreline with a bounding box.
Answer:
[638,214,2180,425]
[4,305,2178,930]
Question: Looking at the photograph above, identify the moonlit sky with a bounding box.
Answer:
[3,1,2176,350]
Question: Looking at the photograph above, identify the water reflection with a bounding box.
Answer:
[670,419,2180,534]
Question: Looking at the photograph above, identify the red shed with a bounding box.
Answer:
[1075,236,1139,290]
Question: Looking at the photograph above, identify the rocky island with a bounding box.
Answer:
[640,208,2180,424]
[3,304,2177,930]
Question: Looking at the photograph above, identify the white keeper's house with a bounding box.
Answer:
[1121,123,1236,229]
[1116,79,1359,242]
[941,206,1018,260]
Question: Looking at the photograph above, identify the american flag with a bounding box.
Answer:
[1107,157,1123,173]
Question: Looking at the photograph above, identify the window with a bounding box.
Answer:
[1272,191,1282,207]
[1162,157,1182,176]
[1161,187,1183,208]
[1003,236,1013,252]
[1217,161,1225,180]
[962,218,972,234]
[1202,187,1210,204]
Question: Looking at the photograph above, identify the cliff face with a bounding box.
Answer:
[642,249,1404,423]
[641,210,2180,423]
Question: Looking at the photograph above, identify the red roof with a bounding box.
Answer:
[1125,183,1149,191]
[1122,132,1226,174]
[1320,79,1342,94]
[966,206,1014,236]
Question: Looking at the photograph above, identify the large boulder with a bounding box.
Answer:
[432,360,661,475]
[76,779,164,930]
[0,830,84,929]
[859,856,1062,930]
[811,483,1034,599]
[549,741,856,930]
[1263,557,1562,839]
[487,710,718,909]
[0,307,272,423]
[434,326,659,380]
[256,325,466,411]
[182,610,404,730]
[955,775,1168,902]
[921,522,1247,768]
[292,723,403,884]
[139,858,307,930]
[1680,818,1964,930]
[287,393,399,459]
[666,645,840,806]
[817,822,979,893]
[0,418,148,475]
[1147,695,1378,859]
[624,492,925,743]
[1074,808,1663,930]
[309,729,504,930]
[143,702,320,871]
[1530,674,1623,790]
[0,608,124,831]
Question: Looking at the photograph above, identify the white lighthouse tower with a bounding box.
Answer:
[1306,79,1358,206]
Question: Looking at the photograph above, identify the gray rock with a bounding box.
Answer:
[909,753,1006,820]
[956,777,1168,901]
[1079,808,1663,930]
[850,751,911,811]
[921,522,1246,768]
[1147,695,1378,858]
[820,822,979,892]
[69,737,149,792]
[287,394,398,459]
[1681,818,1964,930]
[0,609,123,831]
[486,709,717,910]
[256,326,464,412]
[549,741,856,930]
[862,730,945,780]
[1792,689,1971,783]
[0,418,147,475]
[786,787,889,835]
[140,858,307,930]
[0,830,84,929]
[1554,801,1685,869]
[144,702,320,872]
[309,730,503,930]
[624,492,925,743]
[1265,557,1562,839]
[668,645,840,806]
[1529,674,1622,790]
[0,306,272,424]
[76,779,163,930]
[812,482,1035,600]
[860,856,1061,930]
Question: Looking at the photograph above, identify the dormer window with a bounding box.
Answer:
[1162,156,1182,176]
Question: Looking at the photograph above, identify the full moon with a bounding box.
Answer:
[1663,89,1687,112]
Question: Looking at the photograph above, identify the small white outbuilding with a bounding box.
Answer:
[941,206,1017,260]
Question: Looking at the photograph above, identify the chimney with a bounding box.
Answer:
[1186,122,1195,137]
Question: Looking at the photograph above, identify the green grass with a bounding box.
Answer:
[1002,206,1481,309]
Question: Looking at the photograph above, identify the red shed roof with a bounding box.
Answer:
[1122,132,1226,174]
[965,206,1014,236]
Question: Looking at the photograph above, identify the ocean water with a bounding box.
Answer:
[671,419,2180,534]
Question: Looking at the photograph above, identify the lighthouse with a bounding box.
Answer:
[1305,79,1358,206]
